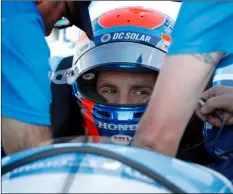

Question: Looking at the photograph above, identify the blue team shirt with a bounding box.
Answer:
[167,1,233,85]
[167,1,233,180]
[2,2,51,125]
[168,1,233,55]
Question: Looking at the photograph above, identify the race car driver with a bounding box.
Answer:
[50,6,214,164]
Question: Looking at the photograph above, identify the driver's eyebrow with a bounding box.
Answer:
[97,83,116,88]
[130,84,154,90]
[97,83,154,89]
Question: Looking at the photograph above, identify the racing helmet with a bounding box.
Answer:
[51,6,174,145]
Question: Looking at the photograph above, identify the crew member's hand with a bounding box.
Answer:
[36,1,76,36]
[196,86,233,127]
[65,1,78,23]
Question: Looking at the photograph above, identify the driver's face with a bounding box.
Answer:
[97,71,157,105]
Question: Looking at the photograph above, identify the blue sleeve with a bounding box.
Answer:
[168,1,233,55]
[2,2,51,125]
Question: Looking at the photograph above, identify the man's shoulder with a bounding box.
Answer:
[2,1,38,18]
[168,1,233,55]
[2,1,46,55]
[2,1,44,36]
[177,2,233,20]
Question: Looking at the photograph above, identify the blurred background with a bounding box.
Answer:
[46,1,181,70]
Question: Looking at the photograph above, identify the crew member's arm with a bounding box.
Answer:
[133,1,233,156]
[2,2,52,154]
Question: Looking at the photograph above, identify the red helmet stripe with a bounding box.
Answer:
[80,99,102,143]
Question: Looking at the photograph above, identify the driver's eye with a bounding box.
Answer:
[133,90,150,96]
[135,90,148,95]
[102,88,117,94]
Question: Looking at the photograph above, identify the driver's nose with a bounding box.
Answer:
[118,89,131,105]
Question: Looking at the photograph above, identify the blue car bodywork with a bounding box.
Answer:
[2,143,233,193]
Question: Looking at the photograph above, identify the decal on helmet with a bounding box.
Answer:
[156,33,172,52]
[101,33,112,43]
[49,65,79,85]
